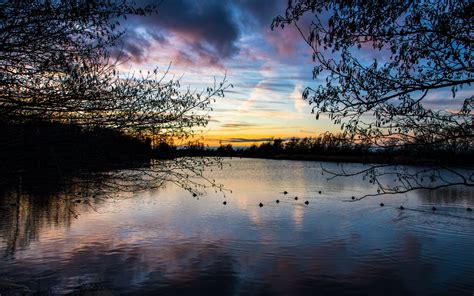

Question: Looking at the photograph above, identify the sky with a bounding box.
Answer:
[115,0,470,147]
[111,0,334,146]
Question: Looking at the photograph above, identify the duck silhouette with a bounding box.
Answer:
[294,196,298,200]
[432,206,437,211]
[467,207,472,212]
[380,203,384,207]
[259,202,263,207]
[276,199,280,203]
[223,201,227,205]
[304,201,309,205]
[400,205,405,210]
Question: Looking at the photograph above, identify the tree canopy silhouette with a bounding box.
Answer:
[0,0,228,141]
[0,0,230,197]
[273,0,473,196]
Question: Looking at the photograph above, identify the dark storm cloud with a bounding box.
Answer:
[125,35,150,55]
[116,0,292,65]
[146,29,169,45]
[152,0,239,56]
[235,0,287,26]
[111,32,152,63]
[122,0,242,65]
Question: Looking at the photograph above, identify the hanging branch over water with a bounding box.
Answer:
[0,0,231,140]
[273,0,474,196]
[0,0,232,197]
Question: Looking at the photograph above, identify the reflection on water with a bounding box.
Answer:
[0,159,473,295]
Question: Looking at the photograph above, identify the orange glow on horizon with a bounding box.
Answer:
[198,131,324,147]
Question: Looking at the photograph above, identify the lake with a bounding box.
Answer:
[1,158,473,295]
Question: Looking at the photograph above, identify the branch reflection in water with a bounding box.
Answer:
[0,159,473,295]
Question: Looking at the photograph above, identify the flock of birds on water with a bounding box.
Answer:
[215,190,474,212]
[4,188,473,213]
[3,191,473,214]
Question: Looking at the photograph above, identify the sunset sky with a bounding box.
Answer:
[117,0,470,146]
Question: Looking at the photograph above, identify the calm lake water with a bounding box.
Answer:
[1,158,473,295]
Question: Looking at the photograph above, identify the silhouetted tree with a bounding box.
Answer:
[274,0,473,196]
[0,0,230,197]
[1,0,229,140]
[216,143,235,156]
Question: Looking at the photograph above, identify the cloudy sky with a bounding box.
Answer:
[109,0,327,146]
[116,0,467,146]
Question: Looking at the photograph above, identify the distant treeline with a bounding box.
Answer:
[2,120,471,181]
[166,135,473,165]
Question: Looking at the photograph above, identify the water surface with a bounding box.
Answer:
[1,158,473,295]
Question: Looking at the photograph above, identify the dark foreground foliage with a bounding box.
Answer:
[0,120,151,174]
[0,120,226,201]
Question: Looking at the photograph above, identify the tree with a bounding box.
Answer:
[0,0,230,197]
[273,0,473,197]
[1,0,228,140]
[1,0,140,119]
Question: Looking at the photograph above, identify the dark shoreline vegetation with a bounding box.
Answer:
[0,120,151,196]
[0,121,150,174]
[1,119,471,203]
[2,120,471,181]
[176,137,474,167]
